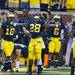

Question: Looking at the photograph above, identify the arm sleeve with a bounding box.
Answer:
[0,22,2,29]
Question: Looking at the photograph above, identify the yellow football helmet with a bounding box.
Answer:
[54,15,61,19]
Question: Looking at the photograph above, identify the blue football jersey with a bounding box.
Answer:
[28,19,45,38]
[49,21,66,38]
[2,21,15,41]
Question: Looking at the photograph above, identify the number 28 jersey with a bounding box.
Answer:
[28,19,45,38]
[2,22,15,41]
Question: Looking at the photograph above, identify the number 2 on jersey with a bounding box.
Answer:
[30,24,41,33]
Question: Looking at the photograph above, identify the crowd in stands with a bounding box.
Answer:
[0,0,66,11]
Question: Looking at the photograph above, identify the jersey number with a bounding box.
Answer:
[30,24,41,33]
[54,28,59,35]
[6,28,15,35]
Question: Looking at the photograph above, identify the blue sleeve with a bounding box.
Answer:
[19,18,24,23]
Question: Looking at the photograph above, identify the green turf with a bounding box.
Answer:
[0,67,72,75]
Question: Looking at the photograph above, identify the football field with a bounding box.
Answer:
[0,67,72,75]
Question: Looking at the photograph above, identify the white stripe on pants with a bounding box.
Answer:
[65,38,73,65]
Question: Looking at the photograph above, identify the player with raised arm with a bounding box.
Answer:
[25,14,46,75]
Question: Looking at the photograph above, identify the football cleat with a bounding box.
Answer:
[25,71,32,75]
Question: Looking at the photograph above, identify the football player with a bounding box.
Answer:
[48,15,66,67]
[25,14,45,75]
[0,12,15,71]
[45,11,54,67]
[11,12,22,72]
[9,11,27,72]
[70,21,75,75]
[12,43,27,72]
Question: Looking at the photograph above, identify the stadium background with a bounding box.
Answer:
[0,0,75,11]
[0,0,75,75]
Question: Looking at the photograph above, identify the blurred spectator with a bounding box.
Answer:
[19,0,30,10]
[0,12,7,22]
[58,0,66,11]
[51,0,66,11]
[40,0,49,11]
[0,0,6,9]
[8,0,19,8]
[30,0,40,11]
[19,9,30,23]
[65,15,73,66]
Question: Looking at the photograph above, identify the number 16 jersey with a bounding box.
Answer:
[2,21,15,41]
